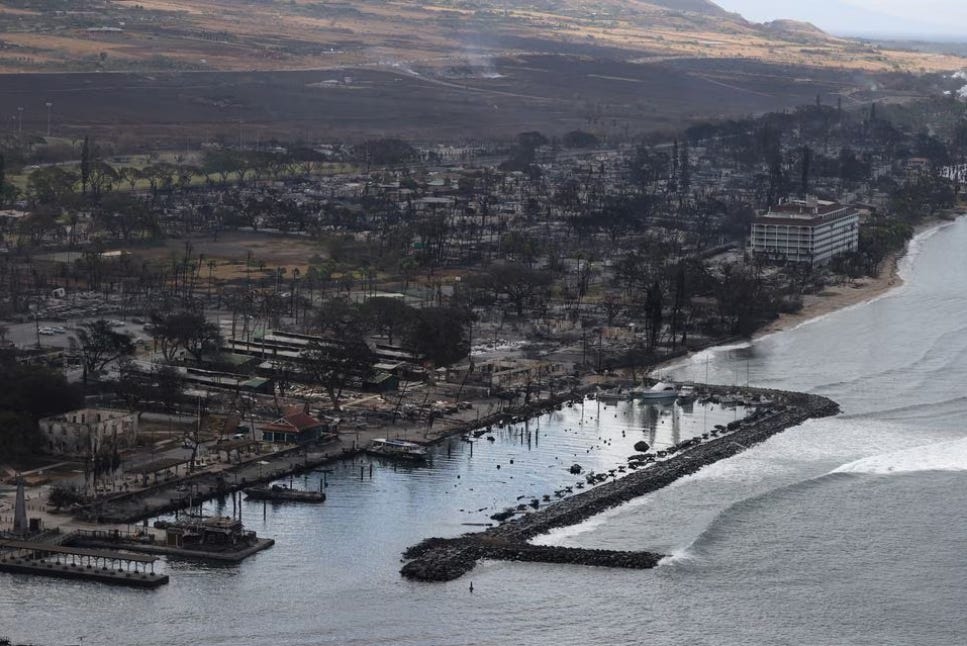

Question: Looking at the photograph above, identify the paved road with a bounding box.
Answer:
[2,318,147,349]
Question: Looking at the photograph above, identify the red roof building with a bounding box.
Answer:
[259,407,328,444]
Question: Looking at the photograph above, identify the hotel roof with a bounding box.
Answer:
[754,200,856,227]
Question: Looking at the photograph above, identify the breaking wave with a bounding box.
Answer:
[832,437,967,475]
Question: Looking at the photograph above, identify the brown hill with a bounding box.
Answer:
[0,0,958,74]
[763,19,830,40]
[0,0,959,143]
[647,0,736,18]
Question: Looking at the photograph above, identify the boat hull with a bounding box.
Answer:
[635,393,678,401]
[364,449,427,462]
[244,487,326,503]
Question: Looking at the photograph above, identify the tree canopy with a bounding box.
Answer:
[148,310,223,362]
[405,306,471,366]
[0,353,82,460]
[73,319,135,375]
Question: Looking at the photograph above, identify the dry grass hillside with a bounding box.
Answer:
[0,1,962,142]
[0,0,961,75]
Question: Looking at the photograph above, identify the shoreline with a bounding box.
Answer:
[650,213,961,375]
[755,213,958,340]
[15,213,962,544]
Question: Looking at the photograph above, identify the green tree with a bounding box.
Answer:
[113,361,185,414]
[300,339,375,411]
[148,310,222,362]
[0,355,82,460]
[0,410,42,460]
[88,159,118,200]
[360,296,416,345]
[27,166,79,206]
[405,306,470,366]
[73,319,134,375]
[482,263,553,317]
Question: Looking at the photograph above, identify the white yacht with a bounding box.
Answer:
[366,438,428,461]
[635,381,679,401]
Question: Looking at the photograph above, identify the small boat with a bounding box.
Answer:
[366,438,428,461]
[677,384,697,402]
[244,484,326,503]
[596,389,629,403]
[634,381,679,401]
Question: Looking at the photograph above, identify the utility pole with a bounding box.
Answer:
[17,106,23,134]
[45,102,52,137]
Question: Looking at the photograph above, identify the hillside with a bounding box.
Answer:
[0,0,960,144]
[762,20,830,42]
[0,0,960,75]
[647,0,735,18]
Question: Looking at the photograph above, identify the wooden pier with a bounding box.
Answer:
[0,538,168,588]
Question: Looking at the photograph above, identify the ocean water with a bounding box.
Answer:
[3,218,967,645]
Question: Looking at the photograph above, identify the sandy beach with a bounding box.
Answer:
[754,253,903,339]
[648,213,962,376]
[754,214,959,339]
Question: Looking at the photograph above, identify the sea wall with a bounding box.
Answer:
[400,539,663,582]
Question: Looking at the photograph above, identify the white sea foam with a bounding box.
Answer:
[656,340,751,374]
[530,513,612,546]
[659,549,701,566]
[832,436,967,475]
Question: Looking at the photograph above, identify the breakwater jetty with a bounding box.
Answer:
[400,384,839,582]
[401,537,663,581]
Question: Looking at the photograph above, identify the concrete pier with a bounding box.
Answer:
[0,538,168,588]
[72,534,275,563]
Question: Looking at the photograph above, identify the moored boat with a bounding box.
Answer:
[596,389,630,403]
[634,381,679,401]
[677,383,697,402]
[244,484,326,503]
[366,438,428,461]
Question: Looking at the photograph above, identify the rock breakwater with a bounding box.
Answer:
[401,384,838,582]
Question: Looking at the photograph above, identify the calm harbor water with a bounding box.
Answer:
[4,217,967,645]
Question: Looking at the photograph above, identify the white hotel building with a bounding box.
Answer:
[750,198,859,266]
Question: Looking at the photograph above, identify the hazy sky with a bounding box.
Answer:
[715,0,967,38]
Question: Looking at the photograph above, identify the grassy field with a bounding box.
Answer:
[124,232,327,281]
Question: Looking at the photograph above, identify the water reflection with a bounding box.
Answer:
[5,396,750,646]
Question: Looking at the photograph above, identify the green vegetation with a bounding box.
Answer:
[0,351,82,461]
